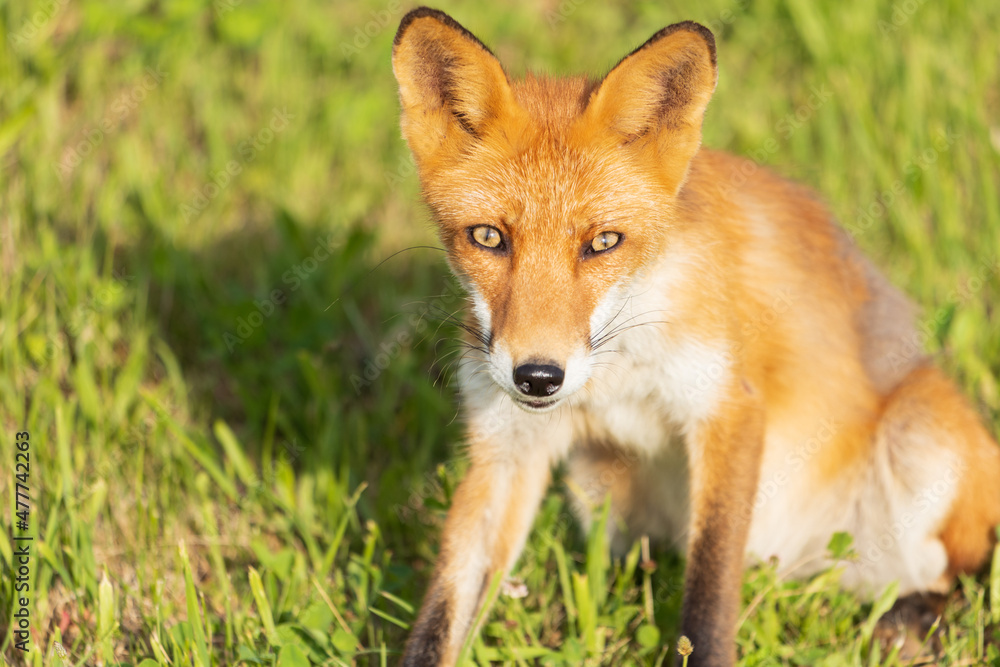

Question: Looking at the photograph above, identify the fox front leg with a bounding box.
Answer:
[678,386,765,667]
[402,440,553,666]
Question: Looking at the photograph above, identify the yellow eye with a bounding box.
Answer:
[471,225,502,249]
[591,232,621,253]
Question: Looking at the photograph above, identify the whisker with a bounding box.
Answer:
[590,304,668,348]
[324,245,446,311]
[590,294,634,341]
[592,317,670,350]
[427,303,491,350]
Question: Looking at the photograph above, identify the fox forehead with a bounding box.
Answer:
[423,122,666,240]
[509,73,596,127]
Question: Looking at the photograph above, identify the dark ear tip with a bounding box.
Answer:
[394,7,449,46]
[634,20,717,67]
[394,6,496,58]
[672,21,717,66]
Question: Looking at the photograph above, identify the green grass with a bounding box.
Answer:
[1,0,999,664]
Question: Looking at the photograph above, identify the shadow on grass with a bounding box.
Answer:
[120,210,467,555]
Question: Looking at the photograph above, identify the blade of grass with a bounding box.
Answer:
[180,541,213,667]
[456,570,503,666]
[248,566,281,647]
[990,532,1000,624]
[213,419,257,489]
[368,606,409,630]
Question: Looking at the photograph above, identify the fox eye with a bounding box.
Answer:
[590,231,621,253]
[470,225,503,249]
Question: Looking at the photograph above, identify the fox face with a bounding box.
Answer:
[393,9,717,412]
[430,129,671,412]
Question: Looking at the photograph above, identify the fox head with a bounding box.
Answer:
[392,8,717,412]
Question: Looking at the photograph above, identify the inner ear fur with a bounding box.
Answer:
[586,21,718,165]
[392,7,515,164]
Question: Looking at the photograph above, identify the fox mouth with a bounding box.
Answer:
[514,396,562,412]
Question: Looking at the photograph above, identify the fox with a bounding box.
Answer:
[391,7,1000,666]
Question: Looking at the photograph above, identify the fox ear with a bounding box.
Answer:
[586,22,717,186]
[392,8,515,167]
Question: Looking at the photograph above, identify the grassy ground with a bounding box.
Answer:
[1,0,999,665]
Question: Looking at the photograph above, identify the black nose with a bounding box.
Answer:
[513,364,565,397]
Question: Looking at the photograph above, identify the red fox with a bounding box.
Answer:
[391,7,1000,666]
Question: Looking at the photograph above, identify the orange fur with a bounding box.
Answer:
[392,8,1000,667]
